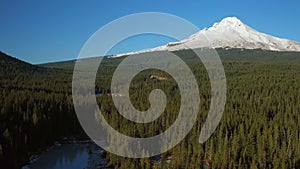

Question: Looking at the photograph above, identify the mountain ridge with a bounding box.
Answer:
[0,51,43,74]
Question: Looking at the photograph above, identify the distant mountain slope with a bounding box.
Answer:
[112,17,300,58]
[40,48,300,70]
[39,59,76,70]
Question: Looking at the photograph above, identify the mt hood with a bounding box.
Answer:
[114,17,300,57]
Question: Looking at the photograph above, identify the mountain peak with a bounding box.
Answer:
[208,16,247,32]
[220,16,243,24]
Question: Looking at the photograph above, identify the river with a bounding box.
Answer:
[22,139,109,169]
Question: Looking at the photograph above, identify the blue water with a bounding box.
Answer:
[95,92,102,97]
[22,141,107,169]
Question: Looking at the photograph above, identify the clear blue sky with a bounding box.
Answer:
[0,0,299,64]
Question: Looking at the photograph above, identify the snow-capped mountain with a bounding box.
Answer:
[193,17,300,51]
[112,17,300,57]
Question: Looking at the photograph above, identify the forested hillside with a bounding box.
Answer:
[96,49,300,169]
[0,52,82,168]
[1,49,300,168]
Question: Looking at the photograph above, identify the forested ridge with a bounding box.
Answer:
[1,49,300,168]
